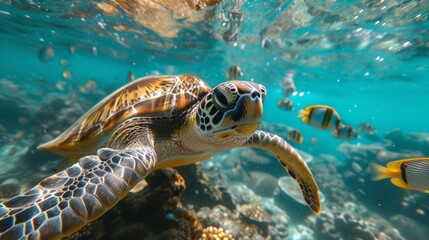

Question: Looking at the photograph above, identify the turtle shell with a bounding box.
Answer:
[39,74,211,159]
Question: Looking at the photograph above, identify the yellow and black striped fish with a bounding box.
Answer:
[226,65,243,80]
[358,122,377,135]
[298,105,342,130]
[288,129,304,144]
[332,125,359,140]
[371,158,429,192]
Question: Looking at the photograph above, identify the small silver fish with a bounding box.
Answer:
[128,71,135,82]
[62,70,73,80]
[38,45,55,62]
[85,79,97,90]
[69,45,76,55]
[92,46,98,56]
[310,137,318,145]
[60,59,68,66]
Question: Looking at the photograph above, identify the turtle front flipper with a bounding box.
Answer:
[0,147,156,239]
[243,130,321,214]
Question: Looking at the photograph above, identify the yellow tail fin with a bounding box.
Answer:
[370,163,392,181]
[298,109,309,123]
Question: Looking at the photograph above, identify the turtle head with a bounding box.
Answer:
[196,81,266,145]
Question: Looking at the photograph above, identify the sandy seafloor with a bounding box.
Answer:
[1,0,429,239]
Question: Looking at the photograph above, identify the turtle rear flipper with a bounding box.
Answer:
[0,147,156,239]
[244,130,321,214]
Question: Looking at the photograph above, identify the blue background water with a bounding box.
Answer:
[2,29,428,158]
[1,0,429,238]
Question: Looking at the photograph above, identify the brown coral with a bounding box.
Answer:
[199,226,234,240]
[238,204,270,224]
[238,204,270,237]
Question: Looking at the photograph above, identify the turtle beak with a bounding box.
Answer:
[220,91,263,137]
[216,121,260,139]
[234,122,260,135]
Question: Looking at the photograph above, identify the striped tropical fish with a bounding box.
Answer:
[288,129,304,144]
[371,158,429,192]
[226,65,243,80]
[298,105,342,130]
[332,125,359,140]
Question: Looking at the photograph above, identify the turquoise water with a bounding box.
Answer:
[1,0,429,239]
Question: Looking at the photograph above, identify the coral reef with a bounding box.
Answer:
[337,129,429,218]
[385,129,429,155]
[400,193,429,223]
[309,159,355,208]
[67,168,203,240]
[199,226,234,240]
[197,182,290,240]
[311,128,429,240]
[2,95,95,189]
[197,204,267,239]
[389,214,429,240]
[197,201,290,240]
[0,90,32,136]
[309,202,405,240]
[177,163,236,211]
[288,224,315,240]
[4,118,428,240]
[238,204,270,236]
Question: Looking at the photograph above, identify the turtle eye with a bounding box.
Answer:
[259,84,267,101]
[213,86,236,110]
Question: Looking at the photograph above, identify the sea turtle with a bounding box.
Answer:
[0,74,320,239]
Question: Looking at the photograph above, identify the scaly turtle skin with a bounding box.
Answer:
[0,74,320,239]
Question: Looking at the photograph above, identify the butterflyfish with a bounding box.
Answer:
[333,125,359,140]
[371,158,429,192]
[298,105,342,130]
[288,129,304,144]
[359,122,377,135]
[226,65,243,80]
[277,97,294,111]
